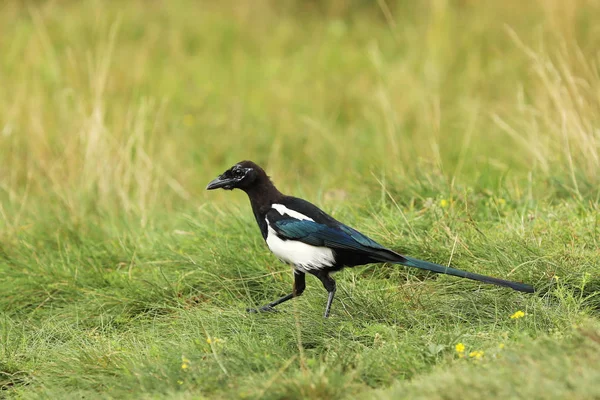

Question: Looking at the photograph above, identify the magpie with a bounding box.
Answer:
[206,160,534,318]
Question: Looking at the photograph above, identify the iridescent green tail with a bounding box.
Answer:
[396,255,534,293]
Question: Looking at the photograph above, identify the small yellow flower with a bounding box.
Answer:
[181,355,190,370]
[497,198,506,206]
[440,199,449,208]
[177,380,184,385]
[206,338,212,344]
[469,350,484,359]
[455,343,466,358]
[553,275,560,282]
[498,343,505,349]
[510,310,525,319]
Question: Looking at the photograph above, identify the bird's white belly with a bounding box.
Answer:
[266,226,335,272]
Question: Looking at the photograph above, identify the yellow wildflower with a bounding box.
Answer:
[206,338,212,344]
[497,198,506,206]
[469,350,484,359]
[498,343,505,349]
[553,275,560,282]
[181,355,190,370]
[510,310,525,319]
[455,343,465,358]
[177,380,184,385]
[440,199,449,208]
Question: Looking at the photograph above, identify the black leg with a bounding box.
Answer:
[315,271,337,318]
[247,271,306,313]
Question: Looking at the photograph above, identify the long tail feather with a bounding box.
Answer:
[396,255,534,293]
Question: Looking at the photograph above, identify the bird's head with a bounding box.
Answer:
[206,160,266,191]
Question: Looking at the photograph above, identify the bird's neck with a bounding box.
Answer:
[243,179,284,216]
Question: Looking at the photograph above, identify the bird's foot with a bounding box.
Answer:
[246,305,278,314]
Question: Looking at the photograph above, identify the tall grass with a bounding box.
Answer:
[1,0,598,220]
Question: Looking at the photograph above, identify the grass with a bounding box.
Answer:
[1,0,600,398]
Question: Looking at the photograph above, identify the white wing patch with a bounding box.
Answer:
[271,204,314,221]
[265,220,335,273]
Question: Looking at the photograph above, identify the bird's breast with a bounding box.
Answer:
[265,225,335,272]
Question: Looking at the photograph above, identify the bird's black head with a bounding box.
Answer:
[206,160,266,192]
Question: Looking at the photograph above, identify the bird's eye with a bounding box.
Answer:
[233,169,244,178]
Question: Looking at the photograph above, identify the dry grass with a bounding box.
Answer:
[0,0,598,221]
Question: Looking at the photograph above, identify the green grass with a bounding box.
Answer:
[1,0,600,398]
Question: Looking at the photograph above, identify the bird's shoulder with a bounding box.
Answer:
[267,196,339,226]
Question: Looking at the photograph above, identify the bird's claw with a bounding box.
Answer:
[246,306,278,314]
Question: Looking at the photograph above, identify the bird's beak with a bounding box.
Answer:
[206,175,235,190]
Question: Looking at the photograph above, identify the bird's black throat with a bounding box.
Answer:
[241,173,284,239]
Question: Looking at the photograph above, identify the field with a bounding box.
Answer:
[1,0,600,398]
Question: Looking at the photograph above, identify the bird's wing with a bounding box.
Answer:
[270,217,388,253]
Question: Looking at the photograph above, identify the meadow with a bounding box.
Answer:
[1,0,600,398]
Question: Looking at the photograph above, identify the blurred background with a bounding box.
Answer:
[1,0,599,224]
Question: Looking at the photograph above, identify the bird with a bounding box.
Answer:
[206,160,534,318]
